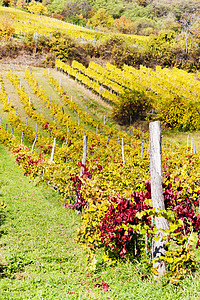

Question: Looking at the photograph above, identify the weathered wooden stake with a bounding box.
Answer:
[26,117,28,126]
[141,139,144,160]
[122,138,125,165]
[106,136,110,152]
[104,115,105,125]
[50,137,56,162]
[96,124,98,135]
[80,134,87,177]
[199,196,200,213]
[149,121,169,277]
[187,134,189,153]
[66,124,69,145]
[21,131,23,145]
[31,134,37,153]
[12,128,14,138]
[191,137,193,154]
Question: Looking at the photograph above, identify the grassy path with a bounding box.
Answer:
[0,144,199,299]
[0,144,87,299]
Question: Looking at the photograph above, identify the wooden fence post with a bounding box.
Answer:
[80,134,87,177]
[31,134,37,153]
[122,138,125,165]
[141,139,144,160]
[149,121,169,277]
[21,131,23,145]
[106,136,110,152]
[187,134,189,153]
[66,124,69,145]
[191,137,193,154]
[50,137,56,162]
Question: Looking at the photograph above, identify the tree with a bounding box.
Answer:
[2,0,15,7]
[179,13,198,54]
[27,0,48,15]
[91,8,114,29]
[112,90,151,125]
[0,14,15,40]
[114,16,134,34]
[16,0,27,9]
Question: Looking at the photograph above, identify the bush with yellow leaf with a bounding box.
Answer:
[0,14,15,39]
[27,0,48,15]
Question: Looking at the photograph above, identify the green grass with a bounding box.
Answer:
[0,145,199,299]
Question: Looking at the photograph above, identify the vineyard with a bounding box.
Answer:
[0,6,148,45]
[56,59,200,130]
[0,58,199,298]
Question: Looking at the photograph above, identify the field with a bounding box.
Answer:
[0,3,200,295]
[0,61,199,299]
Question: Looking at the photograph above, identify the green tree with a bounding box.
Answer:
[91,8,114,29]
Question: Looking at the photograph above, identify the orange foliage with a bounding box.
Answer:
[16,0,27,9]
[114,16,134,34]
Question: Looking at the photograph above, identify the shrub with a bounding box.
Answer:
[0,40,20,59]
[48,32,88,64]
[27,0,48,15]
[0,14,15,40]
[158,96,200,131]
[112,90,152,125]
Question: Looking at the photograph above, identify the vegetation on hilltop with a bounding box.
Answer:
[0,0,200,71]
